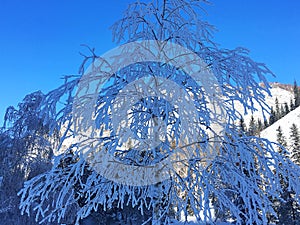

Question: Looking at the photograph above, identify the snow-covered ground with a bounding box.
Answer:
[260,105,300,143]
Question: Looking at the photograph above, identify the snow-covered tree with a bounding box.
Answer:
[238,116,247,136]
[275,97,281,121]
[293,80,300,109]
[269,106,276,126]
[263,119,268,129]
[18,0,300,225]
[290,97,295,112]
[276,126,287,155]
[248,115,257,136]
[290,123,300,165]
[257,118,263,133]
[271,123,300,225]
[0,91,56,225]
[284,102,290,116]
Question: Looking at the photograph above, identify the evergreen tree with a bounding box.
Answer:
[264,119,269,129]
[273,124,300,225]
[284,102,290,116]
[280,104,285,118]
[276,126,287,155]
[293,80,300,108]
[290,123,300,165]
[275,97,281,120]
[248,115,257,136]
[277,188,300,225]
[238,116,247,136]
[290,97,295,111]
[269,106,276,125]
[257,118,263,134]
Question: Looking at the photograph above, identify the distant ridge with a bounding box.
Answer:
[269,82,299,92]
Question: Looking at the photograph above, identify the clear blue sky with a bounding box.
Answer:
[0,0,299,124]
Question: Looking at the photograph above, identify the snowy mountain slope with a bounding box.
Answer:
[260,105,300,144]
[234,83,294,125]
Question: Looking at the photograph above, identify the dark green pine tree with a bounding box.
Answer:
[276,186,300,225]
[275,97,281,121]
[274,124,300,225]
[280,104,285,118]
[290,123,300,165]
[284,102,290,116]
[276,126,287,155]
[269,106,276,126]
[264,119,269,128]
[248,115,257,136]
[257,118,263,134]
[290,97,295,111]
[293,80,300,109]
[238,116,247,136]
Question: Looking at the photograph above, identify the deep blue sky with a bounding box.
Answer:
[0,0,299,124]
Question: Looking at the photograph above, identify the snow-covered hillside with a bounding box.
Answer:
[260,105,300,144]
[235,83,294,124]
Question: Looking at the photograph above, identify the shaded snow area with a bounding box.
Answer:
[261,105,300,144]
